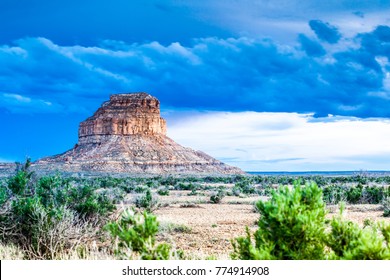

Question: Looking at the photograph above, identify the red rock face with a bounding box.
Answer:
[78,93,167,144]
[34,92,244,175]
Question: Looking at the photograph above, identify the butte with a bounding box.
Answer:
[33,92,244,175]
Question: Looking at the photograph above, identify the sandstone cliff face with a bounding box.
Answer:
[34,92,244,175]
[78,93,166,144]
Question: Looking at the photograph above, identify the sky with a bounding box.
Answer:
[1,0,390,171]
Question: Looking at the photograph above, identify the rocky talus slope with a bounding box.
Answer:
[33,92,244,175]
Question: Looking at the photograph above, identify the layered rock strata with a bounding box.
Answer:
[0,163,17,177]
[34,92,244,175]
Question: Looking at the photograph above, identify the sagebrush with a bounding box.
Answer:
[232,181,390,260]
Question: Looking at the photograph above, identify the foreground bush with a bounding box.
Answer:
[232,181,326,260]
[0,163,117,259]
[327,215,390,259]
[383,196,390,217]
[232,181,390,260]
[105,209,175,260]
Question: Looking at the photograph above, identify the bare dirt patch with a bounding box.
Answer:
[155,203,258,259]
[153,197,389,259]
[328,204,386,226]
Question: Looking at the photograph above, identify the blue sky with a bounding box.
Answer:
[1,0,390,171]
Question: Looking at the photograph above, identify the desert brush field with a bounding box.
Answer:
[1,161,389,260]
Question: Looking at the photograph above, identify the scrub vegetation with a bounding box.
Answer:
[0,161,389,259]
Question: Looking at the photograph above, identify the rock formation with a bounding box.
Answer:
[34,92,244,175]
[78,93,167,142]
[0,163,16,177]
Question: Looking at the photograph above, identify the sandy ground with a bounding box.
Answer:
[156,204,258,259]
[328,204,386,225]
[125,191,389,259]
[154,201,388,259]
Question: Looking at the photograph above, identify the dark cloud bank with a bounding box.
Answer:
[1,21,390,118]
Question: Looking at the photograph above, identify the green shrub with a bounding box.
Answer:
[235,179,256,194]
[99,187,125,204]
[322,185,346,204]
[346,183,363,204]
[187,188,198,196]
[381,223,390,244]
[232,181,390,260]
[0,165,117,259]
[323,184,387,205]
[146,180,159,188]
[157,187,170,196]
[134,186,147,193]
[174,182,193,191]
[135,189,159,212]
[210,189,225,204]
[231,186,242,196]
[256,184,273,196]
[160,223,192,234]
[67,184,116,218]
[36,176,116,218]
[326,215,390,259]
[0,187,9,206]
[8,159,34,196]
[7,196,86,259]
[364,186,384,204]
[105,209,172,260]
[36,175,68,208]
[121,184,135,193]
[243,185,257,194]
[11,196,46,238]
[383,196,390,217]
[159,176,178,186]
[232,181,326,260]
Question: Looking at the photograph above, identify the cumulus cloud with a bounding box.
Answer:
[309,20,341,43]
[167,111,390,171]
[360,25,390,57]
[164,1,390,42]
[2,1,390,47]
[298,34,326,56]
[1,23,390,117]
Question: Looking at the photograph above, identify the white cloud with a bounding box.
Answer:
[166,111,390,171]
[3,93,31,103]
[1,35,389,117]
[0,93,62,113]
[167,0,390,42]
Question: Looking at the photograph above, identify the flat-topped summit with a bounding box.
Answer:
[34,92,244,175]
[79,92,166,143]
